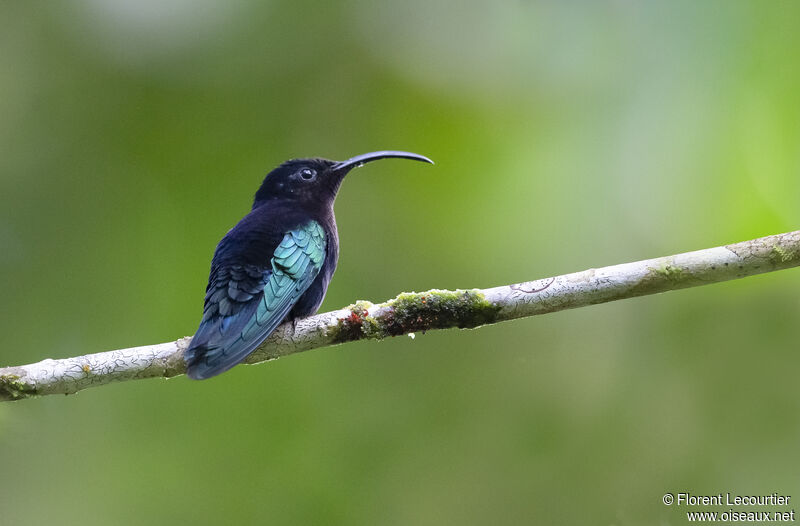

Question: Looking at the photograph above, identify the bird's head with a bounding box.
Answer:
[253,150,433,209]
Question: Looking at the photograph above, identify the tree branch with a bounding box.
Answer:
[2,230,799,402]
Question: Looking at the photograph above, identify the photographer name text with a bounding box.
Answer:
[677,493,790,507]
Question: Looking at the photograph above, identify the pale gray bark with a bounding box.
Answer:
[2,230,798,402]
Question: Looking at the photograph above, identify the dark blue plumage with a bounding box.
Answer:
[185,151,433,379]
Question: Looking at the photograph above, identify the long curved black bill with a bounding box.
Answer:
[331,150,434,173]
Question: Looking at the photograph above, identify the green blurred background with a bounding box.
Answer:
[1,1,799,524]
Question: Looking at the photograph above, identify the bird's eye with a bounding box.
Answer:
[299,168,316,181]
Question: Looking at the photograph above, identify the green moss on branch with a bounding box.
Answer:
[330,289,500,343]
[0,373,38,402]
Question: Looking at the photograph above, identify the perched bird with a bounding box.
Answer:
[185,151,433,379]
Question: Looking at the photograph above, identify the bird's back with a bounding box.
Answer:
[185,201,334,379]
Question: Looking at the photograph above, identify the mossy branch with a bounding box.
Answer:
[2,230,799,402]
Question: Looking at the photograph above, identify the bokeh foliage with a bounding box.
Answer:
[1,2,799,524]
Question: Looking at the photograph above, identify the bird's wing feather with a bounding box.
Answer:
[185,221,326,379]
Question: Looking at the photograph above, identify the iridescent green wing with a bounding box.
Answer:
[185,221,326,379]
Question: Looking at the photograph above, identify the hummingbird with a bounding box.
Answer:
[185,151,433,379]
